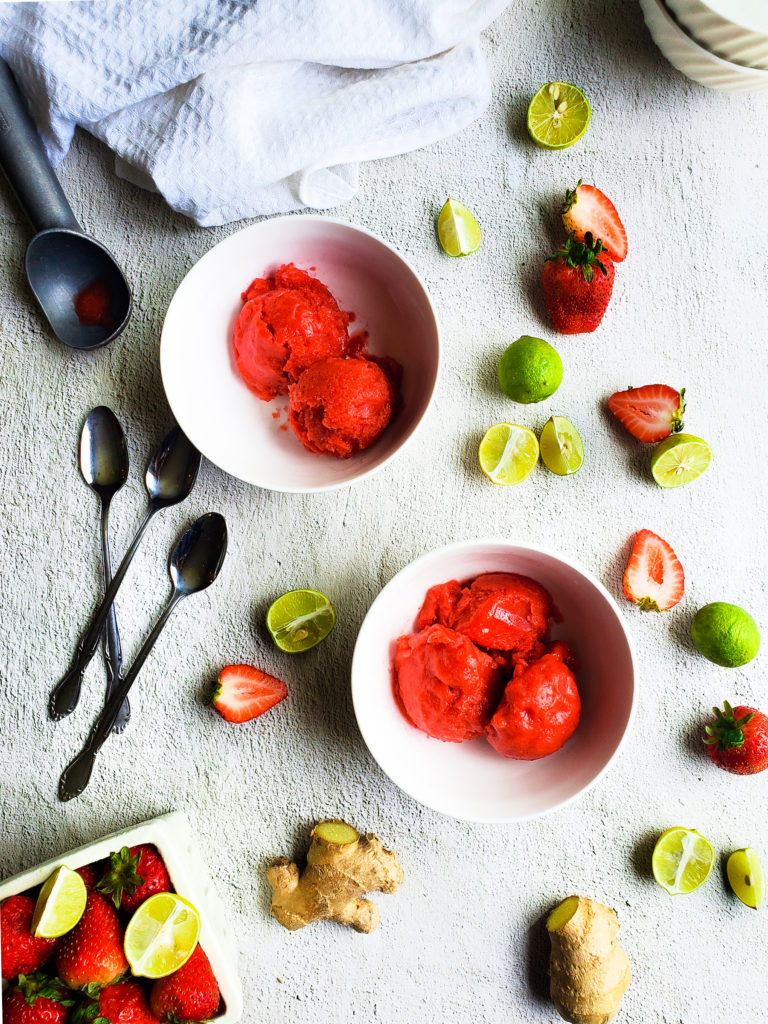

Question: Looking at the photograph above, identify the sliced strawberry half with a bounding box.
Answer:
[623,530,684,612]
[608,384,685,443]
[211,664,288,723]
[562,181,627,262]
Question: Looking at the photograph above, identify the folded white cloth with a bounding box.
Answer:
[0,0,508,225]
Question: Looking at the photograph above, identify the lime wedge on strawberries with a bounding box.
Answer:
[539,416,584,476]
[124,893,201,979]
[652,828,715,895]
[478,423,539,485]
[437,199,482,257]
[651,433,712,488]
[527,82,591,150]
[727,848,765,909]
[267,589,335,652]
[31,865,87,938]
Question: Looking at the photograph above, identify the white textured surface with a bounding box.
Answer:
[1,2,767,1022]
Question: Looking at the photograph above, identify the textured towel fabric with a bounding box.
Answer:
[0,0,508,225]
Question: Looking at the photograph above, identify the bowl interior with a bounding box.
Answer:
[352,542,635,822]
[161,217,439,492]
[702,0,768,34]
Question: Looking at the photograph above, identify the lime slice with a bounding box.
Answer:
[437,199,482,257]
[478,423,539,486]
[31,865,87,938]
[727,848,765,909]
[124,893,200,979]
[652,827,715,895]
[650,433,711,488]
[540,416,584,476]
[267,589,335,652]
[527,82,591,150]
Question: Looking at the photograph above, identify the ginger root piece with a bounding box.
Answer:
[547,895,631,1024]
[265,820,404,932]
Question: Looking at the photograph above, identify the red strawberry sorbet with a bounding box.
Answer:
[289,355,394,458]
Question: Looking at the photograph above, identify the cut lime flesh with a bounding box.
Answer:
[527,82,591,150]
[727,848,765,909]
[124,893,201,979]
[437,199,482,257]
[478,423,539,486]
[267,589,335,652]
[652,827,715,895]
[651,433,711,488]
[32,865,87,938]
[540,416,584,476]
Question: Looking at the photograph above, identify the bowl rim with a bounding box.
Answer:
[648,0,768,75]
[160,214,442,494]
[351,537,638,824]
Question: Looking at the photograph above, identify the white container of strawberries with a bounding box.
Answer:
[0,811,243,1023]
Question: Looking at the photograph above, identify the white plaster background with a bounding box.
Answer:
[1,2,766,1022]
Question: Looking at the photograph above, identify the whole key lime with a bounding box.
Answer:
[497,336,562,404]
[690,602,759,667]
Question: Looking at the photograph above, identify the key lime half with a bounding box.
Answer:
[539,416,584,476]
[651,433,711,488]
[727,848,765,909]
[478,423,539,485]
[32,865,87,938]
[124,893,201,979]
[437,199,482,257]
[267,589,336,652]
[652,827,715,895]
[527,82,591,150]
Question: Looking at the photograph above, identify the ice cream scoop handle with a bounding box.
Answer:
[0,57,79,232]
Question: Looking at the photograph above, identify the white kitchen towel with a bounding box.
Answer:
[0,0,509,226]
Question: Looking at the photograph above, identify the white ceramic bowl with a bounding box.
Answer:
[0,812,243,1023]
[640,0,768,89]
[161,216,440,493]
[351,540,636,823]
[666,0,768,68]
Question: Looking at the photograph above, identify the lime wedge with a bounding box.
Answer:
[437,199,482,257]
[31,865,87,938]
[540,416,584,476]
[651,433,711,488]
[527,82,591,150]
[124,893,200,979]
[478,423,539,486]
[652,827,715,895]
[727,848,765,909]
[267,589,335,652]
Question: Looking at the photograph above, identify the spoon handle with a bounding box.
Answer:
[49,506,154,721]
[100,500,129,733]
[58,591,183,802]
[0,58,80,233]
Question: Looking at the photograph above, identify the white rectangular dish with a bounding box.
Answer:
[0,811,243,1023]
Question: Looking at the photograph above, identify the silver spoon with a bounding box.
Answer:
[58,512,228,801]
[79,407,130,733]
[49,425,202,721]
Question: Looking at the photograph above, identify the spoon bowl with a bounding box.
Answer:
[170,512,229,595]
[80,406,129,494]
[146,425,202,509]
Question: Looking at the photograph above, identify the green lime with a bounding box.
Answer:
[124,893,200,979]
[437,199,482,257]
[690,602,760,667]
[727,848,765,909]
[267,589,336,652]
[31,865,87,938]
[539,416,584,476]
[651,433,711,488]
[652,827,715,895]
[526,82,591,150]
[478,423,539,486]
[497,336,562,404]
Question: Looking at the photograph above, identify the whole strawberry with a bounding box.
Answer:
[55,891,127,990]
[77,978,160,1024]
[1,894,58,979]
[97,845,171,913]
[2,973,75,1024]
[542,232,615,334]
[150,945,220,1023]
[704,701,768,775]
[74,865,100,894]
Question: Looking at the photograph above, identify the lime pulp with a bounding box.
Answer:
[652,827,715,895]
[437,199,482,257]
[267,589,336,652]
[526,82,591,150]
[478,423,539,486]
[651,433,711,488]
[124,893,201,979]
[727,848,765,909]
[32,865,87,938]
[539,416,584,476]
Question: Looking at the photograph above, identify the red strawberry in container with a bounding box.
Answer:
[608,385,685,443]
[76,978,160,1024]
[1,894,58,979]
[97,845,171,913]
[561,181,627,262]
[542,232,615,334]
[2,973,75,1024]
[55,891,128,989]
[74,865,99,893]
[704,701,768,775]
[150,944,220,1023]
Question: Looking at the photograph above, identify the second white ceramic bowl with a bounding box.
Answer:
[351,540,636,824]
[666,0,768,69]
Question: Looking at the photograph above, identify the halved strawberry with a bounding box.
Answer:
[562,182,627,262]
[608,384,685,443]
[211,664,288,723]
[623,530,684,612]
